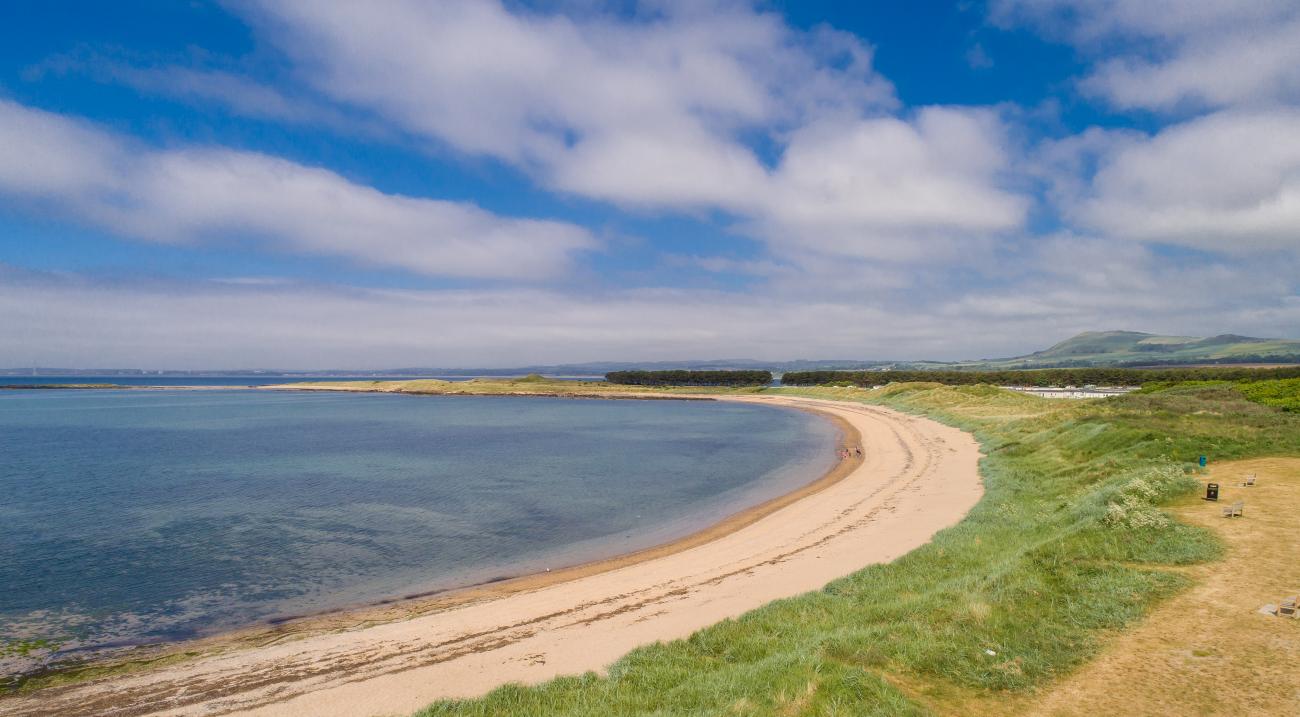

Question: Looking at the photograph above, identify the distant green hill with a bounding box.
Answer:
[953,331,1300,369]
[7,331,1297,378]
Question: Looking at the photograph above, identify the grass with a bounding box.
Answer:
[1239,377,1300,411]
[1027,457,1300,715]
[412,381,1300,716]
[1136,376,1300,412]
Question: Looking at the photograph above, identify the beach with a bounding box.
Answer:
[3,395,983,717]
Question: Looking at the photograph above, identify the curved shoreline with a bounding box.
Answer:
[255,401,859,627]
[10,396,856,669]
[3,395,983,717]
[3,394,855,690]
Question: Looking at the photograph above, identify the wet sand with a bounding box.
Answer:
[3,395,983,717]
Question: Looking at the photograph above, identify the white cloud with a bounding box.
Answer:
[0,267,901,368]
[100,65,359,129]
[0,99,121,194]
[545,122,770,210]
[991,0,1300,111]
[242,0,894,165]
[1062,109,1300,251]
[937,234,1300,345]
[4,1,1297,368]
[230,0,1028,264]
[1080,20,1300,111]
[990,0,1292,42]
[756,107,1028,261]
[25,49,388,136]
[2,253,1295,368]
[995,3,1300,256]
[0,100,595,279]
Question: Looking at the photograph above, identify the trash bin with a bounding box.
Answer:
[1206,483,1219,501]
[1199,455,1208,467]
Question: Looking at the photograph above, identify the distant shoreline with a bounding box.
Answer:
[261,379,726,400]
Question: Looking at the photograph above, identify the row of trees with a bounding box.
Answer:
[1112,354,1300,367]
[605,370,773,386]
[780,366,1300,388]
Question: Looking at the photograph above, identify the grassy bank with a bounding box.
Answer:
[416,382,1300,716]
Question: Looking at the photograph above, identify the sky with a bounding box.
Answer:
[1,0,1298,369]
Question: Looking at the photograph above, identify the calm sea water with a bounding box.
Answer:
[0,390,835,660]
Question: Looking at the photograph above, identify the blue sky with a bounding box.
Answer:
[1,0,1298,368]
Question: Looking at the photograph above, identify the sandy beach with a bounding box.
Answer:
[3,395,983,717]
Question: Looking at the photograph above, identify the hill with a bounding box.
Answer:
[5,332,1298,378]
[956,331,1300,369]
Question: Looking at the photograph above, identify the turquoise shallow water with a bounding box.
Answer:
[0,390,836,658]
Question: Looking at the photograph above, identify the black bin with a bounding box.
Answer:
[1206,483,1219,501]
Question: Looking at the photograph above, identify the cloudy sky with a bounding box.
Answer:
[2,0,1298,369]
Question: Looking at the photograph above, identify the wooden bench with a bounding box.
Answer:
[1280,596,1297,617]
[1221,500,1244,517]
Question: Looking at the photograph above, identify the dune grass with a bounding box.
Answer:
[414,382,1300,716]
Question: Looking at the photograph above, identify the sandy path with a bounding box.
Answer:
[1024,458,1300,716]
[3,396,982,717]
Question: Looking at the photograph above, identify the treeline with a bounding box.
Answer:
[1114,354,1300,367]
[605,370,773,386]
[780,366,1300,388]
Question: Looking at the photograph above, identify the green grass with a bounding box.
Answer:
[414,382,1300,716]
[1137,376,1300,412]
[1238,377,1300,411]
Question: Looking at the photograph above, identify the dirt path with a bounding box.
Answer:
[2,397,983,717]
[1026,457,1300,716]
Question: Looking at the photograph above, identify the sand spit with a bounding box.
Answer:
[3,396,983,717]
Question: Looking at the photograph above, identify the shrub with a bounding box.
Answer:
[604,370,772,387]
[781,366,1300,388]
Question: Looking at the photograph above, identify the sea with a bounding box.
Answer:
[0,389,836,665]
[0,375,601,387]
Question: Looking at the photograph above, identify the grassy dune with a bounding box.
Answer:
[413,382,1300,716]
